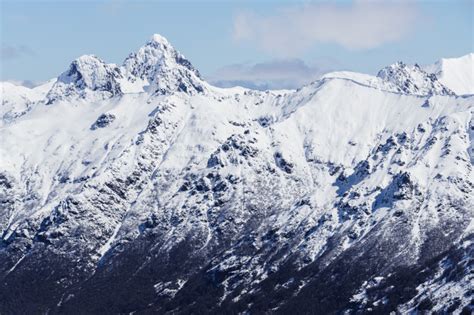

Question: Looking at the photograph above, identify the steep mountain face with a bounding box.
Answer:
[0,35,473,314]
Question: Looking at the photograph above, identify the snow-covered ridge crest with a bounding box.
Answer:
[321,61,455,96]
[4,34,472,108]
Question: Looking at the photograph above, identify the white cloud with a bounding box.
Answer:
[208,58,338,90]
[233,0,421,56]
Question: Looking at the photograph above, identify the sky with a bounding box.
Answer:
[1,0,473,89]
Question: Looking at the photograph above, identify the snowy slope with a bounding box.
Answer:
[0,35,473,314]
[0,79,55,123]
[424,53,474,95]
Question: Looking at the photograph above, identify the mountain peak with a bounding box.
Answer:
[123,33,201,78]
[377,61,453,96]
[122,33,205,95]
[149,33,171,46]
[46,54,123,104]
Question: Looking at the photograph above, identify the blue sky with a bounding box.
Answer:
[1,0,473,89]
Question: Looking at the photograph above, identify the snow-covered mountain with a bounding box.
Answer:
[0,79,55,123]
[0,35,473,314]
[424,53,474,95]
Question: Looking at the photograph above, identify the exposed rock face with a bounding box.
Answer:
[0,35,473,314]
[90,113,116,130]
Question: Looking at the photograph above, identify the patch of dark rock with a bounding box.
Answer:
[295,198,311,207]
[0,173,13,189]
[274,152,293,174]
[104,180,127,199]
[179,181,191,192]
[195,179,210,192]
[90,113,116,130]
[257,116,272,127]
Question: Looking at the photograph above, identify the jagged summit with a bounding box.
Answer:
[123,33,205,95]
[58,55,121,90]
[377,61,453,96]
[46,55,123,104]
